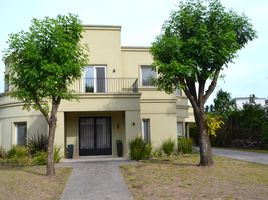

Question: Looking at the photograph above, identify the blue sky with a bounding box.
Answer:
[1,0,267,104]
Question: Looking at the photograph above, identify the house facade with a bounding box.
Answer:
[0,25,194,158]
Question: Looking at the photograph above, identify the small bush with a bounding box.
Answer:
[161,138,175,156]
[0,146,6,158]
[32,151,47,165]
[53,145,63,163]
[178,137,193,154]
[129,137,152,160]
[27,133,48,155]
[7,145,29,159]
[152,149,163,158]
[0,157,32,166]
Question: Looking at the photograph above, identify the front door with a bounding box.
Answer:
[79,117,112,156]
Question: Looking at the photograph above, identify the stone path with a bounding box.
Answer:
[60,160,134,200]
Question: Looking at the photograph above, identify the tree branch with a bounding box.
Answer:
[198,78,206,107]
[203,70,220,104]
[33,95,49,124]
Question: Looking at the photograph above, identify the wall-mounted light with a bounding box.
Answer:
[113,69,116,73]
[132,122,135,126]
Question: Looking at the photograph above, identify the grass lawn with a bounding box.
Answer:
[0,166,71,200]
[121,154,268,200]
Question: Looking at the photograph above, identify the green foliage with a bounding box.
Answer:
[150,0,257,94]
[0,146,6,159]
[53,145,63,163]
[129,137,152,160]
[261,119,268,149]
[4,14,89,116]
[0,157,32,166]
[178,138,193,154]
[161,138,175,156]
[7,145,29,159]
[152,149,163,158]
[213,89,236,120]
[27,133,48,155]
[32,151,47,165]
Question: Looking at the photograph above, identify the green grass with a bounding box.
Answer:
[0,166,71,200]
[121,154,268,200]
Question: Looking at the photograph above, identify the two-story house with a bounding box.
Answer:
[0,25,194,158]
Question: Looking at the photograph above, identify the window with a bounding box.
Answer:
[4,75,9,92]
[142,119,151,142]
[84,66,106,93]
[177,122,184,137]
[15,122,27,146]
[140,65,156,86]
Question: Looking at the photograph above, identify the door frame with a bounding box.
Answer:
[78,116,112,156]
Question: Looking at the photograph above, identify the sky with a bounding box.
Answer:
[0,0,267,105]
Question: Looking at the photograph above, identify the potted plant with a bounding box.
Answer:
[116,139,123,157]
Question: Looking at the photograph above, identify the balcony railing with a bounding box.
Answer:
[70,78,138,93]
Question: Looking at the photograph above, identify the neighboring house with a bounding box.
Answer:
[234,96,266,109]
[0,25,194,158]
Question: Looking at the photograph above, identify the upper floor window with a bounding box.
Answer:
[140,65,156,87]
[15,122,27,146]
[4,74,9,92]
[84,66,106,93]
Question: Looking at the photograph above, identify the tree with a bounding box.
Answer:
[150,0,257,166]
[4,14,89,176]
[213,89,236,120]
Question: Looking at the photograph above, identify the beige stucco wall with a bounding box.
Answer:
[0,25,194,157]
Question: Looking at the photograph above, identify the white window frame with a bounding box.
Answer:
[83,65,107,93]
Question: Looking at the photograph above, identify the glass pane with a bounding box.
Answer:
[141,66,155,86]
[177,122,183,137]
[142,119,150,142]
[17,123,27,146]
[80,118,94,149]
[84,67,94,92]
[96,118,110,149]
[96,67,106,92]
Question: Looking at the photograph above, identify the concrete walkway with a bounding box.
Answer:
[212,148,268,164]
[59,160,134,200]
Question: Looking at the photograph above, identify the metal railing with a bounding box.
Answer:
[70,78,138,93]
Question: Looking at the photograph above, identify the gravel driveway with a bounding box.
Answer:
[60,160,134,200]
[212,148,268,164]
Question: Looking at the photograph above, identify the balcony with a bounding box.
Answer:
[70,78,138,94]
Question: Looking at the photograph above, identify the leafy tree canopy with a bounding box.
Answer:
[4,14,89,121]
[151,0,257,105]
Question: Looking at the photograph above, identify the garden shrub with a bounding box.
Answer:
[32,151,47,165]
[32,145,62,165]
[53,145,63,163]
[0,157,32,166]
[178,137,193,154]
[7,145,29,159]
[152,149,163,158]
[161,138,175,156]
[27,133,48,155]
[0,146,6,159]
[129,136,152,160]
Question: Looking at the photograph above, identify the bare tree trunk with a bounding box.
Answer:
[46,99,60,176]
[194,108,214,166]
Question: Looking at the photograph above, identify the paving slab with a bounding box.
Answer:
[59,160,134,200]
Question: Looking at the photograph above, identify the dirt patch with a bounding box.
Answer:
[0,166,72,200]
[121,154,268,200]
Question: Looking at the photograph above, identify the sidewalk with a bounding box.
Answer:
[59,160,134,200]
